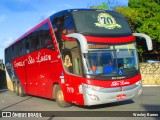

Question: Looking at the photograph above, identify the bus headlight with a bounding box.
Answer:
[88,94,99,101]
[135,80,142,86]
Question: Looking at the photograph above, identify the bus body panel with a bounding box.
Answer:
[25,49,59,98]
[62,73,84,105]
[8,19,62,99]
[84,74,141,88]
[83,81,142,105]
[12,56,27,93]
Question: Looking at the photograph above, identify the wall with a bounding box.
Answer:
[140,63,160,85]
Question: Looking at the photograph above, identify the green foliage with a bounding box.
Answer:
[115,0,160,42]
[90,2,109,10]
[98,2,109,10]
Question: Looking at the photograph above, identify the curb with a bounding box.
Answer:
[0,89,8,92]
[142,85,160,87]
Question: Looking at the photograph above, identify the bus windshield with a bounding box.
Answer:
[72,10,132,36]
[84,43,139,79]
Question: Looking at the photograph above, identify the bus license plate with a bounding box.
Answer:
[116,94,126,100]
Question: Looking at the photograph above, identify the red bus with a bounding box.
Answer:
[5,9,152,107]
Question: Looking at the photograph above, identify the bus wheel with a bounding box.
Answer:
[55,85,71,108]
[14,83,19,96]
[13,82,16,92]
[18,84,25,97]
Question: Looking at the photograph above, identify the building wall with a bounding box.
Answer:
[0,59,7,89]
[140,63,160,85]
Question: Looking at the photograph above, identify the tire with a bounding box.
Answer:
[14,82,19,96]
[13,82,16,92]
[55,85,71,108]
[18,83,26,97]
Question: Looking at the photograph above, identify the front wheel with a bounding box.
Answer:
[55,85,71,108]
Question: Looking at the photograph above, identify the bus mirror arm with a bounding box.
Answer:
[66,33,88,53]
[133,33,153,51]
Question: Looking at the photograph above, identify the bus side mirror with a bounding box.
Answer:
[66,33,88,53]
[133,33,153,51]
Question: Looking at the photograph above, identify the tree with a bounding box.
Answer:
[115,0,160,42]
[90,2,109,10]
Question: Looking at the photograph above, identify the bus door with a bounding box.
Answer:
[60,40,83,103]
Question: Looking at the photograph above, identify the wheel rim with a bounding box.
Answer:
[57,90,64,103]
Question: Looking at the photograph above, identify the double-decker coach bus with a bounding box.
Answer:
[5,9,152,107]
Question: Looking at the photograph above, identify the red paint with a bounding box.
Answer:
[117,94,126,100]
[85,36,135,44]
[84,74,141,88]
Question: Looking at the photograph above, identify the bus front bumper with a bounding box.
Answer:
[82,82,142,106]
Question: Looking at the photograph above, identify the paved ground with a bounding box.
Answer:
[0,87,160,120]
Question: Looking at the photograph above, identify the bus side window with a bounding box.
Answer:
[64,16,75,34]
[25,41,30,54]
[62,49,73,73]
[73,58,81,75]
[38,23,54,50]
[53,16,65,44]
[22,38,27,55]
[12,45,15,59]
[5,47,12,63]
[52,15,75,52]
[44,31,54,49]
[62,41,82,76]
[17,41,22,57]
[26,33,34,53]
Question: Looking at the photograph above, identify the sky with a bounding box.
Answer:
[0,0,128,61]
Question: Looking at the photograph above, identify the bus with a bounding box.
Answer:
[5,9,152,107]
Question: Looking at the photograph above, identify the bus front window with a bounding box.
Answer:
[84,43,139,79]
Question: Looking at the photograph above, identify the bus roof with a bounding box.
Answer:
[50,8,116,20]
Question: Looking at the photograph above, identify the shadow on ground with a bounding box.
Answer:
[75,99,134,110]
[142,104,160,120]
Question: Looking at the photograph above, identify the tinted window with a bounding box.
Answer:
[12,45,16,59]
[17,41,22,57]
[26,23,54,53]
[6,23,54,60]
[52,15,75,41]
[72,11,132,37]
[22,38,27,55]
[5,47,12,63]
[61,40,82,75]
